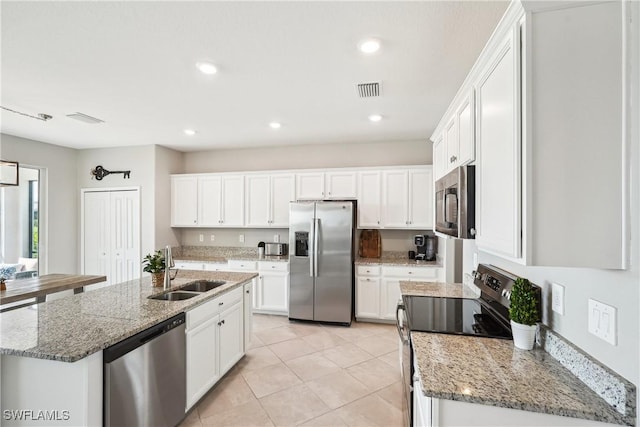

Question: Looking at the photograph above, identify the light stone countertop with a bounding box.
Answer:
[356,257,441,267]
[411,332,631,426]
[174,255,289,264]
[0,270,257,363]
[401,281,632,425]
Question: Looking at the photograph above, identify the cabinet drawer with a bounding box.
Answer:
[175,262,204,271]
[258,261,289,272]
[187,287,243,330]
[216,287,243,311]
[203,263,227,271]
[356,265,381,276]
[228,260,257,271]
[381,266,439,279]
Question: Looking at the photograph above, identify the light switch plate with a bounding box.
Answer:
[239,234,245,243]
[199,234,204,242]
[273,234,280,243]
[588,299,617,345]
[210,234,215,242]
[552,282,565,315]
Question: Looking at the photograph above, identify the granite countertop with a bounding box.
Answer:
[411,332,631,426]
[0,270,257,363]
[175,255,289,264]
[400,281,480,299]
[401,281,633,425]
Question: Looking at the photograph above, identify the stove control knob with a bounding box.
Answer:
[501,289,510,299]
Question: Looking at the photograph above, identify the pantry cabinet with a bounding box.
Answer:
[245,173,295,227]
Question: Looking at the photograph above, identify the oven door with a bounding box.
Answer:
[396,301,411,427]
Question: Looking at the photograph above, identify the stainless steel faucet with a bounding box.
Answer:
[163,246,176,290]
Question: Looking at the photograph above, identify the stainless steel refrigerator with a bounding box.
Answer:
[289,201,354,325]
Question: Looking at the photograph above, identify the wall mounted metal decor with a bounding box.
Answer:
[91,165,131,181]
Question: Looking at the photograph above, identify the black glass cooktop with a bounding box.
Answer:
[402,295,512,339]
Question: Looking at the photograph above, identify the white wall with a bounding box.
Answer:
[183,140,431,173]
[76,146,156,260]
[154,145,184,248]
[1,134,78,274]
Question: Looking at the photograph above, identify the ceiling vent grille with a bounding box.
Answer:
[357,81,381,98]
[66,112,104,124]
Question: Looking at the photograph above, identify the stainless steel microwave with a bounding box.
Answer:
[435,165,475,239]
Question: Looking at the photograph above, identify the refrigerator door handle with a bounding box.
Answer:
[309,219,315,277]
[313,218,320,277]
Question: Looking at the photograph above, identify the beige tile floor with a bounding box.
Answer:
[180,314,405,427]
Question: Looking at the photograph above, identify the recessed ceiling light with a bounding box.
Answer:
[358,38,381,54]
[269,122,282,129]
[184,129,197,136]
[368,114,383,122]
[196,61,217,75]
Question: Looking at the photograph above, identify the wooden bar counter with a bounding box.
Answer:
[0,274,107,305]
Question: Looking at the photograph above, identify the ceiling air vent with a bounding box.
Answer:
[357,81,381,98]
[66,112,105,124]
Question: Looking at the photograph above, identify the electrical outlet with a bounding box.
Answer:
[552,282,565,315]
[273,234,280,243]
[199,234,204,242]
[588,299,617,345]
[210,234,215,242]
[239,234,245,243]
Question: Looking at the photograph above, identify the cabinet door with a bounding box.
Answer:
[186,317,219,409]
[270,174,295,227]
[198,175,222,226]
[221,175,244,226]
[259,273,289,314]
[413,377,432,427]
[325,171,357,199]
[357,171,381,228]
[245,174,270,227]
[219,302,244,375]
[243,282,253,351]
[408,168,433,230]
[475,32,521,258]
[296,172,325,200]
[382,170,409,228]
[83,191,111,285]
[171,176,198,226]
[355,276,380,319]
[444,116,458,172]
[457,91,475,166]
[380,277,402,320]
[432,135,446,181]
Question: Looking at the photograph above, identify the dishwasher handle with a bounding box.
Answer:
[104,313,185,363]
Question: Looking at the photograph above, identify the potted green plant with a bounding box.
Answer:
[142,250,165,287]
[509,277,539,350]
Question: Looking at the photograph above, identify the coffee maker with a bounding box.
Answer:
[414,234,437,261]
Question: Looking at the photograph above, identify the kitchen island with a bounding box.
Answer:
[0,269,256,426]
[401,281,635,426]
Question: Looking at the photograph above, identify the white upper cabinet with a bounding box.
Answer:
[434,90,475,182]
[475,29,521,259]
[246,173,294,227]
[381,167,433,229]
[357,170,382,228]
[171,174,244,228]
[325,171,357,199]
[295,170,357,200]
[444,116,458,171]
[295,172,325,200]
[430,1,630,268]
[432,134,446,181]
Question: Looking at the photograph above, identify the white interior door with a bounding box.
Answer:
[83,189,140,289]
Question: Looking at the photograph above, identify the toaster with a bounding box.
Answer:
[265,243,288,256]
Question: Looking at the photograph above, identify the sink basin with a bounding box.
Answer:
[180,280,226,292]
[149,291,200,301]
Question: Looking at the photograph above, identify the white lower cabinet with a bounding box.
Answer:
[186,287,244,411]
[356,265,443,321]
[257,262,289,315]
[243,282,253,351]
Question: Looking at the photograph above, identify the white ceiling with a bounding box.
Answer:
[1,1,508,152]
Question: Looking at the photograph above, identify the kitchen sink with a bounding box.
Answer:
[149,291,200,301]
[179,280,226,292]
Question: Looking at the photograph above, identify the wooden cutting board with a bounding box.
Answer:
[359,230,382,258]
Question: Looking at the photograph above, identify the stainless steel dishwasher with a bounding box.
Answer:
[104,313,186,427]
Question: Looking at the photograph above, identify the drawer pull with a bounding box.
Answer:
[219,302,224,306]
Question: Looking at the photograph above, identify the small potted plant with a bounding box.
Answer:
[509,277,539,350]
[142,250,165,287]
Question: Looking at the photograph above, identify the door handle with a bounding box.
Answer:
[314,218,320,277]
[309,219,315,277]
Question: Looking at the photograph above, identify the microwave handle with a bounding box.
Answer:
[441,190,448,225]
